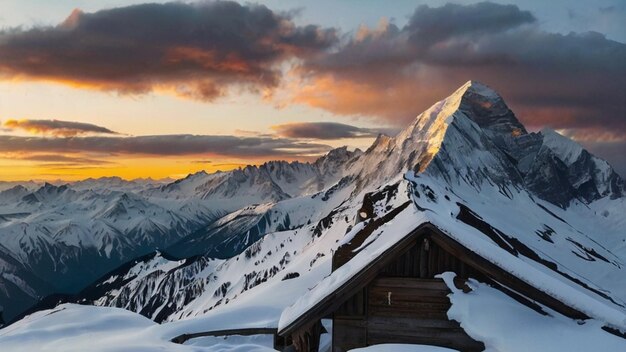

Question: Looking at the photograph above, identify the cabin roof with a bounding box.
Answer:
[278,205,626,336]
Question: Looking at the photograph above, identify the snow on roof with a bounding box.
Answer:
[428,212,626,331]
[278,206,426,331]
[439,272,626,351]
[278,177,626,333]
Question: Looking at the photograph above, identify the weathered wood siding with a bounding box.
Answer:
[366,277,484,351]
[335,288,366,317]
[332,236,485,352]
[333,318,367,352]
[333,287,367,352]
[379,238,484,280]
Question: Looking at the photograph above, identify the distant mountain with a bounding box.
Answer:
[0,148,360,321]
[15,81,624,333]
[164,147,359,258]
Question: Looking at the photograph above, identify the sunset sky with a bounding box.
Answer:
[0,0,624,181]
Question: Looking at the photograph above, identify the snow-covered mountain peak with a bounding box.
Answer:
[316,145,352,162]
[535,128,624,201]
[348,80,623,207]
[0,185,29,198]
[540,128,585,165]
[366,134,394,152]
[456,80,527,136]
[457,80,500,98]
[393,81,519,150]
[346,81,520,189]
[315,146,361,175]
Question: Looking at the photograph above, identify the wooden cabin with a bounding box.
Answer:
[277,222,591,352]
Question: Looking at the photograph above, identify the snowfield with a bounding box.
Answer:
[0,304,277,352]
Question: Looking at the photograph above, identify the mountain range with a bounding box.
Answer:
[1,82,624,350]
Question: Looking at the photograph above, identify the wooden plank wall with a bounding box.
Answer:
[333,287,367,352]
[335,288,366,317]
[379,238,484,280]
[332,237,486,352]
[366,277,484,352]
[333,318,367,352]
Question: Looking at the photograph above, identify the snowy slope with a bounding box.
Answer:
[2,81,625,351]
[0,148,360,321]
[0,182,212,317]
[280,81,626,332]
[0,303,277,352]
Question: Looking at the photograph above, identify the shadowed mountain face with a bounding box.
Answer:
[457,82,527,135]
[415,81,624,207]
[0,82,624,321]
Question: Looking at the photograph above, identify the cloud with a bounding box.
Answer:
[0,153,115,169]
[406,2,536,44]
[557,128,626,143]
[271,122,398,139]
[0,1,336,100]
[7,153,113,165]
[4,119,118,136]
[234,129,275,138]
[291,2,626,138]
[0,134,331,159]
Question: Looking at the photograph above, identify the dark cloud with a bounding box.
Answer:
[4,119,118,136]
[295,2,626,140]
[8,154,113,165]
[406,2,536,45]
[0,134,330,158]
[271,122,398,139]
[302,2,535,75]
[0,1,336,100]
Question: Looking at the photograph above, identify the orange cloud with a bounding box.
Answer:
[288,72,452,123]
[4,119,118,137]
[0,2,336,101]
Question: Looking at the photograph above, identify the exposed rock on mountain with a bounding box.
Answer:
[16,81,624,335]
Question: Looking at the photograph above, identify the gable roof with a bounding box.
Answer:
[278,206,626,336]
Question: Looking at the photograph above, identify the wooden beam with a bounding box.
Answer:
[170,328,278,344]
[429,232,588,320]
